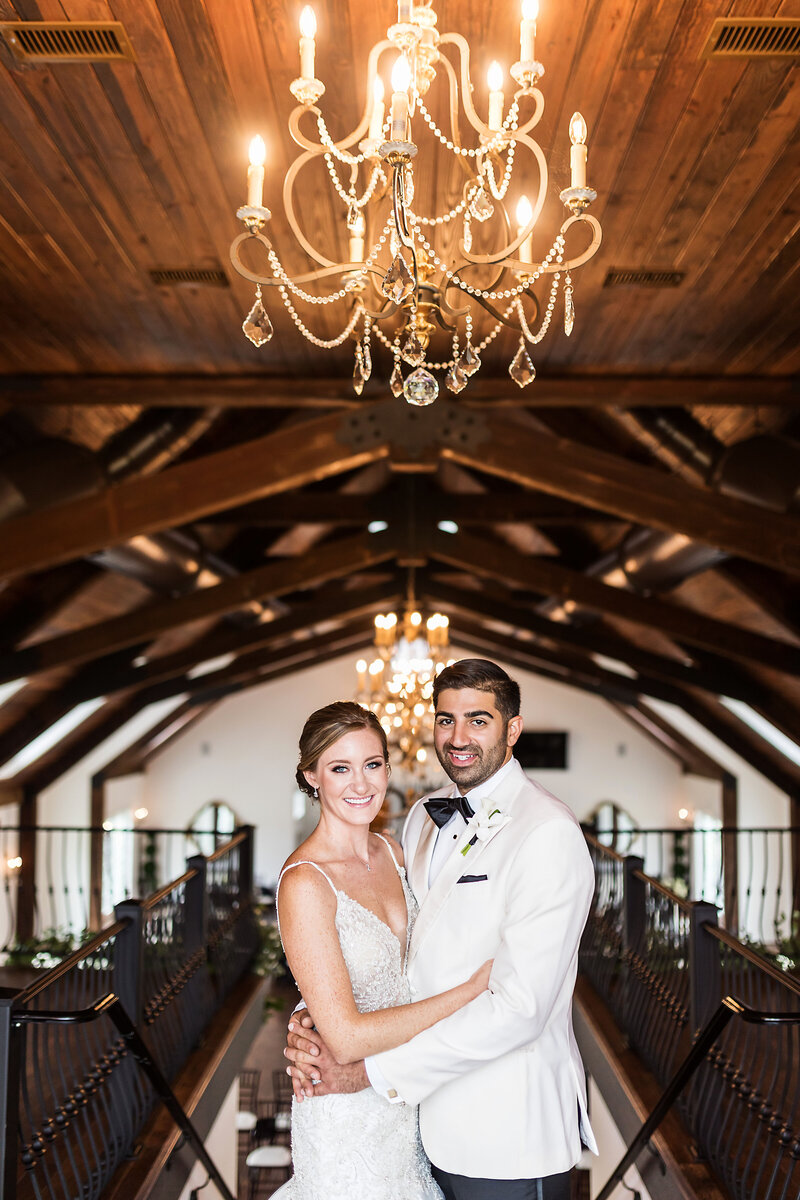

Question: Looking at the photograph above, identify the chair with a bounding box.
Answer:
[239,1069,261,1116]
[246,1100,293,1198]
[272,1068,294,1106]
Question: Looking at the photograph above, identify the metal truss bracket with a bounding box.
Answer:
[337,399,488,461]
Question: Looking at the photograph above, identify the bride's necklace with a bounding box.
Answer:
[329,840,371,871]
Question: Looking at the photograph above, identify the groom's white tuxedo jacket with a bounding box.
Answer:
[371,758,597,1180]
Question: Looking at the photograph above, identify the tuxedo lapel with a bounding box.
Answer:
[408,807,512,968]
[409,813,438,902]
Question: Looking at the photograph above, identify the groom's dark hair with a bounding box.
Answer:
[433,658,521,723]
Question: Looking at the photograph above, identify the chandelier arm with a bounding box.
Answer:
[544,213,602,273]
[508,88,545,137]
[283,147,340,268]
[231,231,391,290]
[437,32,495,140]
[469,290,532,329]
[458,132,548,265]
[286,40,393,156]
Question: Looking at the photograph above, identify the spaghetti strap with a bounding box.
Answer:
[275,860,339,939]
[277,860,338,897]
[373,832,403,875]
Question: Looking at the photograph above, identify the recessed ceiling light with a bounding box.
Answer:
[437,520,459,534]
[368,520,388,533]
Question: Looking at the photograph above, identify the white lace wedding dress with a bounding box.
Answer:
[274,836,443,1200]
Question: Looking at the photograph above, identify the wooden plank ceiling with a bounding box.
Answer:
[0,0,798,801]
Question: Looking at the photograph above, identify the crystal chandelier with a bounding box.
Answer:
[355,605,451,772]
[230,0,601,403]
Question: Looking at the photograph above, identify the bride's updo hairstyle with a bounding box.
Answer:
[296,701,389,798]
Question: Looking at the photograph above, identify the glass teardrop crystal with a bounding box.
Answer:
[402,332,425,365]
[470,190,494,222]
[362,339,372,382]
[390,361,404,397]
[458,342,481,377]
[242,298,273,347]
[352,346,365,396]
[404,368,439,407]
[509,341,536,388]
[445,363,467,394]
[382,253,415,303]
[463,215,473,253]
[564,289,575,337]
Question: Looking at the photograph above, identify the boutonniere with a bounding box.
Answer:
[461,804,504,857]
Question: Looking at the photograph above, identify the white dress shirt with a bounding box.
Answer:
[366,755,517,1100]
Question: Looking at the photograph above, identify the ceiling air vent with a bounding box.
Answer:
[0,21,135,63]
[603,269,685,289]
[149,268,230,289]
[702,17,800,59]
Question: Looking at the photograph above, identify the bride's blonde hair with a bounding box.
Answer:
[296,701,389,798]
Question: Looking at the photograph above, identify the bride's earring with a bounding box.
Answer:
[312,786,319,800]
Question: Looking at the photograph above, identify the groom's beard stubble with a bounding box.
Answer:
[435,730,509,791]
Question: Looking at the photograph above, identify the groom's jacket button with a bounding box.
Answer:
[457,874,489,883]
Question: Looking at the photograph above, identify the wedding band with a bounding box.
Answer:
[312,1078,321,1085]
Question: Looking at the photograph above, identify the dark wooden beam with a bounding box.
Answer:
[3,373,797,409]
[19,629,378,795]
[442,421,800,574]
[89,776,104,932]
[70,582,402,703]
[16,787,36,943]
[424,529,800,678]
[610,701,726,780]
[722,776,739,936]
[0,562,99,651]
[100,699,218,779]
[0,410,391,581]
[425,580,772,705]
[199,489,621,528]
[677,692,800,799]
[449,620,800,798]
[0,531,397,685]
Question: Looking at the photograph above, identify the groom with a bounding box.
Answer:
[285,658,596,1199]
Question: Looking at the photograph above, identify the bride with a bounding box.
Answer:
[273,701,492,1200]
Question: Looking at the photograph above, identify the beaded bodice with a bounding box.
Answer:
[276,838,442,1200]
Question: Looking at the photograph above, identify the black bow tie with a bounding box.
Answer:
[424,794,474,829]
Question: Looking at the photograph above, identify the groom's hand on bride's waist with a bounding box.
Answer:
[285,1007,369,1100]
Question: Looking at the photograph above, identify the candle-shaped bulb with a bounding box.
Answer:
[516,195,533,226]
[569,112,588,187]
[516,194,533,263]
[487,60,504,93]
[390,55,411,140]
[487,61,504,131]
[299,5,316,37]
[348,210,366,263]
[249,135,266,166]
[391,54,412,94]
[397,0,412,21]
[299,6,316,79]
[569,111,587,145]
[520,0,537,60]
[247,136,266,207]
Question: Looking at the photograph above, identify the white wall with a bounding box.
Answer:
[178,1078,238,1200]
[588,1077,653,1200]
[139,649,691,888]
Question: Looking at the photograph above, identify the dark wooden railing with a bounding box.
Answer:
[583,833,800,1200]
[0,828,257,1200]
